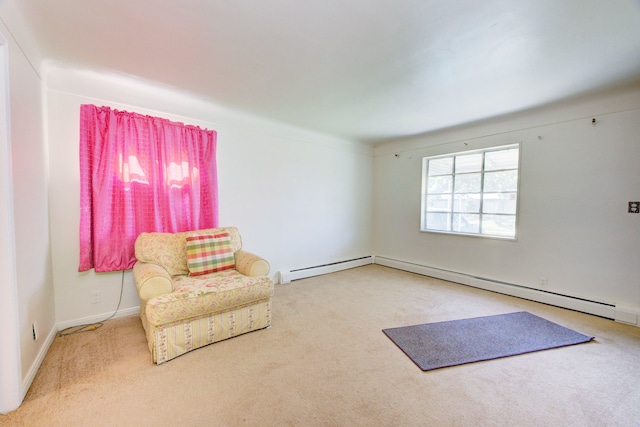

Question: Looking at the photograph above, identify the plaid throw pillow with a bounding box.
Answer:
[185,233,235,276]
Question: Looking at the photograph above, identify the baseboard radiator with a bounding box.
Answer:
[279,256,373,284]
[374,256,638,326]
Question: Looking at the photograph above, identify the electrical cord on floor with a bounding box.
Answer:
[58,269,125,337]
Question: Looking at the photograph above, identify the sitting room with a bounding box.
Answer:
[1,0,639,425]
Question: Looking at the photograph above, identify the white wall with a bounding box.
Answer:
[45,65,373,325]
[0,27,21,416]
[374,84,640,317]
[7,34,55,385]
[0,4,55,412]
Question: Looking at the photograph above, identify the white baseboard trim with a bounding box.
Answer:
[55,306,141,332]
[21,324,57,403]
[374,256,632,322]
[279,256,373,284]
[614,305,639,326]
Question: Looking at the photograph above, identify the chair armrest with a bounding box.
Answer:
[235,250,270,277]
[133,261,174,301]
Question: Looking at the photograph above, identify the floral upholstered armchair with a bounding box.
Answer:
[132,227,274,364]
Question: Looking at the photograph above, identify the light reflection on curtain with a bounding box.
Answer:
[79,104,218,272]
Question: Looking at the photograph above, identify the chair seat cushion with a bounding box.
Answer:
[144,269,274,326]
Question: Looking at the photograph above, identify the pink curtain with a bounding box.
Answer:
[79,105,218,272]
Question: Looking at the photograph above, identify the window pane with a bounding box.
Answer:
[426,194,452,212]
[485,148,519,171]
[428,157,453,176]
[455,153,482,173]
[483,170,518,192]
[426,213,451,231]
[453,193,481,213]
[421,144,519,238]
[427,175,452,193]
[453,214,480,233]
[454,173,481,193]
[481,214,516,237]
[483,193,517,214]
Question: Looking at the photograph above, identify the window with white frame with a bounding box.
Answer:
[421,144,520,239]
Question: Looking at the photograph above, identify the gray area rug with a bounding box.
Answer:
[383,311,594,371]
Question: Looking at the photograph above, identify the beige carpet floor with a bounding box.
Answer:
[2,265,640,426]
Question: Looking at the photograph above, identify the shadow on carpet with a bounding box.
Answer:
[383,311,594,371]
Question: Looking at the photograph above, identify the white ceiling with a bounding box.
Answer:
[12,0,640,143]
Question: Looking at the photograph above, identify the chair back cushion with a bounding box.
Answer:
[135,227,242,275]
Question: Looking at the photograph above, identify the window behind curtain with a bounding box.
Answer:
[79,104,218,272]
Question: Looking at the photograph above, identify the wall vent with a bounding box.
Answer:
[279,256,373,284]
[374,256,622,321]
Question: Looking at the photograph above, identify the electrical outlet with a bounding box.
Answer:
[539,278,548,289]
[91,291,102,304]
[629,201,639,214]
[32,322,38,340]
